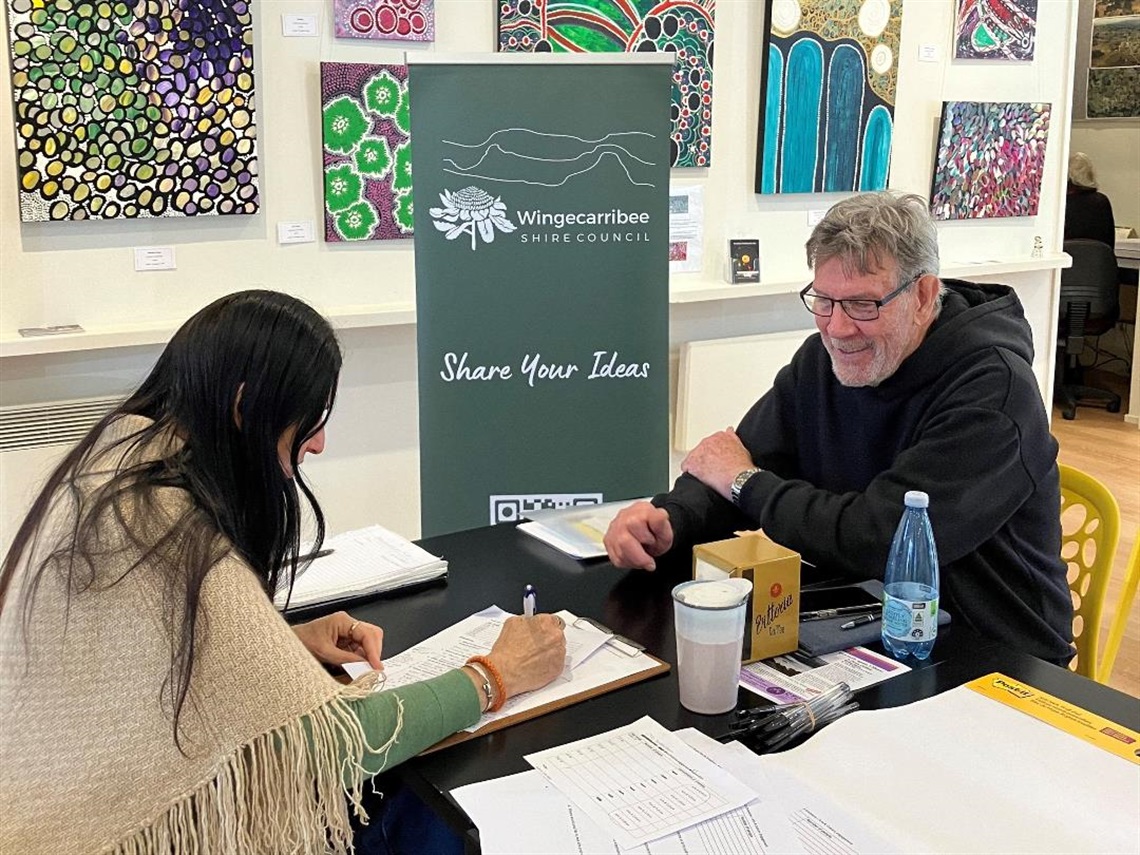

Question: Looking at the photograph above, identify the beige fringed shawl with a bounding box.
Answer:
[0,417,382,854]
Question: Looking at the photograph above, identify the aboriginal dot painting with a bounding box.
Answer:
[321,62,412,242]
[755,0,903,195]
[929,101,1051,221]
[5,0,259,222]
[497,0,715,168]
[954,0,1038,62]
[332,0,434,43]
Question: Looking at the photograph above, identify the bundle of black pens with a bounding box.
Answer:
[725,682,858,754]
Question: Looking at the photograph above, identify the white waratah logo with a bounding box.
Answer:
[429,186,516,250]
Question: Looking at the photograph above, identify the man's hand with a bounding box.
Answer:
[604,501,674,570]
[292,611,384,670]
[681,427,754,501]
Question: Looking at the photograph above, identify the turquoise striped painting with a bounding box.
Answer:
[755,0,904,195]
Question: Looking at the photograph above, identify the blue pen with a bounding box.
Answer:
[523,584,537,617]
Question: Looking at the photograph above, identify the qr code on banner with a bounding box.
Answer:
[489,493,604,524]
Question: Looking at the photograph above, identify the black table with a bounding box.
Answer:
[307,522,1140,848]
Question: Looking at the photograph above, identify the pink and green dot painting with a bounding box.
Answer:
[321,61,412,242]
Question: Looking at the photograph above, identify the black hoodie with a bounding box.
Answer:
[655,280,1073,663]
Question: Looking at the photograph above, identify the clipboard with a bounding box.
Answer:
[423,650,670,754]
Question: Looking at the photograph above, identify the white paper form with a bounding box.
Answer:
[760,686,1140,854]
[453,728,801,855]
[343,606,650,733]
[761,767,906,854]
[524,716,758,849]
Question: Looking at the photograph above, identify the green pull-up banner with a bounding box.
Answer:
[410,55,672,537]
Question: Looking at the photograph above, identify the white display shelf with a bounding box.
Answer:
[1,255,1069,358]
[0,302,417,359]
[668,254,1072,304]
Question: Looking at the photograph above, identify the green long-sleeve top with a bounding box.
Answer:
[346,669,482,775]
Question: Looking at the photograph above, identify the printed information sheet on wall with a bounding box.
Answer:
[669,184,704,273]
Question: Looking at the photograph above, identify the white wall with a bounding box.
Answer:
[0,0,1081,546]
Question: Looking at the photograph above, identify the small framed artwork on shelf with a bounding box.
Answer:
[726,239,760,284]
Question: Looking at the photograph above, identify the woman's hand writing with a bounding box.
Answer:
[486,614,567,698]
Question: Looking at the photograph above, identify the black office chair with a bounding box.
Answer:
[1056,239,1121,420]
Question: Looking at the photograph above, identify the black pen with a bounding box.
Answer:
[800,604,881,622]
[840,613,880,630]
[728,707,791,739]
[298,547,334,562]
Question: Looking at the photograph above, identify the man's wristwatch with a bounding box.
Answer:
[731,467,763,506]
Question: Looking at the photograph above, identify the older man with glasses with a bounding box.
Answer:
[605,191,1073,665]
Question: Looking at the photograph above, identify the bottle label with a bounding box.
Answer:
[882,596,938,641]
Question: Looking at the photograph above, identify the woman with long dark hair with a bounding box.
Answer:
[0,290,565,854]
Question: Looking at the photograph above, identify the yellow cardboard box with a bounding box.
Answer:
[692,535,800,663]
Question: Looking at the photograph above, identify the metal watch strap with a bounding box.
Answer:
[731,467,762,505]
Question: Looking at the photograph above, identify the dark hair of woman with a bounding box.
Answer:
[0,290,342,749]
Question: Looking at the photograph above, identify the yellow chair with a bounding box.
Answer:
[1059,464,1121,679]
[1099,533,1140,684]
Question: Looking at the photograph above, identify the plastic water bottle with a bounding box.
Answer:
[881,491,939,661]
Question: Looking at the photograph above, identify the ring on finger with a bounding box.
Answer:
[349,620,360,636]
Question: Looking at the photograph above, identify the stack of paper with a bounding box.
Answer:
[452,719,817,854]
[454,683,1140,854]
[274,524,447,610]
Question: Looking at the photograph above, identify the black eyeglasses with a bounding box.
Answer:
[800,275,921,321]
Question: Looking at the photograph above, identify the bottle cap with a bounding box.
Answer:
[904,490,929,508]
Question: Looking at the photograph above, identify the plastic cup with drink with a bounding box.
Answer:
[671,578,753,714]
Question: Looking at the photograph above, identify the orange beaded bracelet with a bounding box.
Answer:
[466,655,506,712]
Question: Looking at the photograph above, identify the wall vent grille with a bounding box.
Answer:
[0,397,121,453]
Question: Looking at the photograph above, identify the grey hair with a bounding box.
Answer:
[806,191,941,284]
[1068,151,1097,190]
